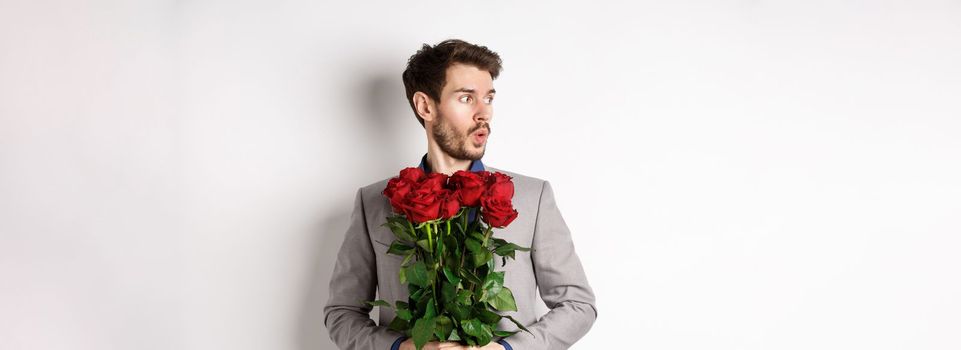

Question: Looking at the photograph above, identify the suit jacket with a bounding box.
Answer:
[324,165,597,349]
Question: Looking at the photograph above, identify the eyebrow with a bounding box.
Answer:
[452,88,496,94]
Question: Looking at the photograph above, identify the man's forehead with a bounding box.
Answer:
[442,64,494,93]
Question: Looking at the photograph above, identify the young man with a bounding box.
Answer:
[324,39,597,350]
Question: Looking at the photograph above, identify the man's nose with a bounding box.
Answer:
[474,103,492,122]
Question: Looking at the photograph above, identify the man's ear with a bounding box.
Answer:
[413,91,436,124]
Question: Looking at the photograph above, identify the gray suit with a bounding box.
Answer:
[324,165,597,349]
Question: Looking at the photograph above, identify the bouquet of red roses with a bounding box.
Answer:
[365,167,532,350]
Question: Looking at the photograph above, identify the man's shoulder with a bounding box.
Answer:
[484,166,547,194]
[358,176,391,202]
[360,177,391,192]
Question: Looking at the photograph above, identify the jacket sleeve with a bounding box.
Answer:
[324,188,406,349]
[501,180,598,349]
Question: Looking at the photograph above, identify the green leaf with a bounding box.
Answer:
[440,281,456,306]
[493,243,531,258]
[492,330,518,338]
[459,268,482,286]
[434,315,453,341]
[462,318,493,345]
[475,306,502,324]
[442,266,461,285]
[387,241,414,255]
[476,324,493,345]
[459,209,469,233]
[405,261,429,288]
[416,239,432,253]
[502,314,533,335]
[425,297,437,319]
[415,287,432,303]
[365,299,390,308]
[465,238,483,254]
[480,271,505,301]
[445,236,461,263]
[472,249,492,268]
[394,301,411,321]
[461,318,486,338]
[429,268,438,286]
[415,291,431,315]
[412,316,436,349]
[446,302,470,321]
[436,235,445,257]
[401,251,415,267]
[469,232,487,246]
[396,308,412,321]
[388,315,409,332]
[475,263,490,281]
[487,287,517,312]
[384,216,416,242]
[410,287,423,305]
[456,289,472,305]
[448,329,462,341]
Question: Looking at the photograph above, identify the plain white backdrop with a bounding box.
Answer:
[2,1,959,349]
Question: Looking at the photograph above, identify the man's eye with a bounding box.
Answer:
[459,95,472,103]
[484,96,494,104]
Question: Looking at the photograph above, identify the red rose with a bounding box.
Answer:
[399,167,425,183]
[382,177,414,213]
[480,196,518,228]
[419,173,448,192]
[402,186,442,223]
[479,172,518,227]
[449,170,486,207]
[485,172,514,201]
[438,189,461,220]
[476,170,492,185]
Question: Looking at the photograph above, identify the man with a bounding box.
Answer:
[324,39,597,350]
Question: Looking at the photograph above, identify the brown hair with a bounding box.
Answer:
[402,39,503,128]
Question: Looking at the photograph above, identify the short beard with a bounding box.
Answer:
[432,112,487,161]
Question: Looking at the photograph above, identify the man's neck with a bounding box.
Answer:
[425,149,472,176]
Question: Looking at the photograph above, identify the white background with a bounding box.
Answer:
[2,1,960,349]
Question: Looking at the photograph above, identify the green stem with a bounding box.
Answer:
[426,222,433,254]
[407,220,415,241]
[458,211,467,271]
[445,221,451,266]
[435,222,442,267]
[424,223,438,312]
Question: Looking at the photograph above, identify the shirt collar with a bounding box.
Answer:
[418,153,485,174]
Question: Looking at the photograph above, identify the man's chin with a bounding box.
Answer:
[469,150,485,161]
[456,150,484,162]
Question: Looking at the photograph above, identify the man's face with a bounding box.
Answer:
[430,63,495,161]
